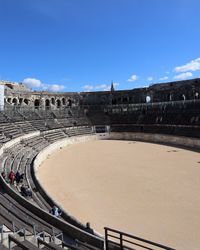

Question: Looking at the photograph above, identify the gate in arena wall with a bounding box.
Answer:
[94,125,110,133]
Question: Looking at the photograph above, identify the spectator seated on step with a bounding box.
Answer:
[49,205,62,217]
[15,171,24,185]
[20,184,32,198]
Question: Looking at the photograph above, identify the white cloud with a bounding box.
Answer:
[103,86,111,91]
[174,72,193,80]
[83,85,94,92]
[95,82,120,91]
[82,82,120,92]
[48,84,65,92]
[95,84,107,90]
[95,84,111,91]
[147,76,153,81]
[159,76,169,81]
[22,78,65,92]
[128,74,137,82]
[23,78,42,88]
[174,58,200,73]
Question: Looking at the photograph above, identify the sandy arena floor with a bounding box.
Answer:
[38,140,200,250]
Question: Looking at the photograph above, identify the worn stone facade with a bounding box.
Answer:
[1,81,79,110]
[80,78,200,107]
[1,78,200,110]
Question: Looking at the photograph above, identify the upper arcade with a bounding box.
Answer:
[0,78,200,110]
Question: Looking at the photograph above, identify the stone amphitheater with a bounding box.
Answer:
[0,78,200,249]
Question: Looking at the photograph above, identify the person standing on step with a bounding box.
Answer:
[8,170,15,185]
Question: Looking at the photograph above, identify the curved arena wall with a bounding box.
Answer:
[109,132,200,151]
[32,133,109,235]
[0,131,105,249]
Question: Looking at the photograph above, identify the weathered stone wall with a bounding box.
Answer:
[2,78,200,110]
[4,88,79,110]
[80,78,200,106]
[110,132,200,151]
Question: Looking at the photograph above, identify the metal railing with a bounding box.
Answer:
[105,227,175,250]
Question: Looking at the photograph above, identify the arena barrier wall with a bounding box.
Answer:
[32,133,110,235]
[109,132,200,151]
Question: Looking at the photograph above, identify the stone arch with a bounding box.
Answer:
[7,98,11,104]
[24,99,29,105]
[56,99,61,108]
[45,99,50,109]
[19,98,23,105]
[51,98,55,105]
[12,98,18,105]
[112,98,117,105]
[62,98,66,105]
[122,97,128,103]
[68,99,72,107]
[34,99,40,108]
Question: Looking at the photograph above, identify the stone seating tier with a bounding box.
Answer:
[43,130,68,143]
[15,121,37,133]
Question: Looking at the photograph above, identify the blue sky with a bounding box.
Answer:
[0,0,200,92]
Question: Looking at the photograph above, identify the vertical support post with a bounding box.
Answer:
[8,235,11,250]
[52,227,55,242]
[23,228,26,241]
[120,233,123,250]
[33,224,36,238]
[104,228,108,250]
[37,238,40,249]
[12,222,15,233]
[43,232,45,242]
[0,225,3,243]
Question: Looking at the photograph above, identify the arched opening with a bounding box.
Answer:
[51,98,55,105]
[122,97,128,103]
[12,98,18,105]
[117,97,122,102]
[56,99,61,108]
[68,110,72,116]
[19,98,23,105]
[112,98,117,105]
[34,99,40,109]
[62,98,66,105]
[146,95,151,103]
[24,99,29,105]
[7,98,11,104]
[45,99,50,109]
[68,99,72,107]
